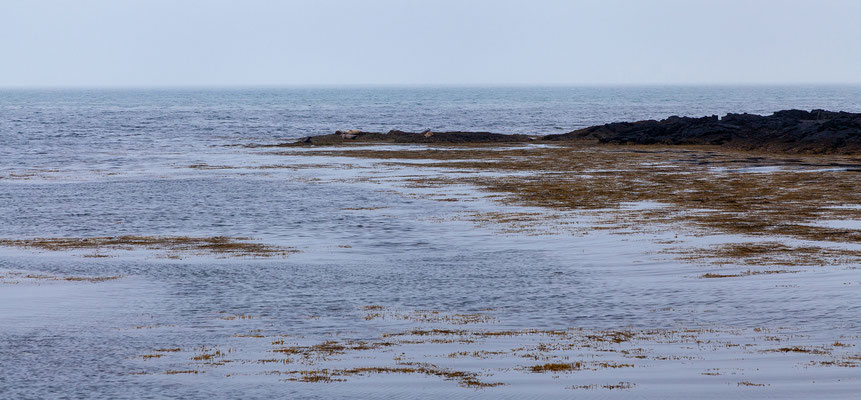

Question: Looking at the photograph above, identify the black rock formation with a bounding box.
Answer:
[288,110,860,154]
[544,109,861,153]
[293,130,534,145]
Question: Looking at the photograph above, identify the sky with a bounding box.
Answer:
[1,0,860,87]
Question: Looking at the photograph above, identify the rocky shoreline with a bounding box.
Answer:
[288,109,861,154]
[291,129,535,145]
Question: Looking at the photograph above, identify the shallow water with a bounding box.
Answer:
[1,87,860,399]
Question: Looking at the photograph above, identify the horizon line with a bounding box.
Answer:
[2,82,861,90]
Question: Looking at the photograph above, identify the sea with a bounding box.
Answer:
[1,86,860,399]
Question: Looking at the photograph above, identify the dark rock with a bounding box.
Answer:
[543,109,861,154]
[385,130,532,143]
[287,110,860,153]
[290,130,533,145]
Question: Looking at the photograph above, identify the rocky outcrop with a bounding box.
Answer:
[294,130,535,145]
[287,110,860,154]
[543,109,861,154]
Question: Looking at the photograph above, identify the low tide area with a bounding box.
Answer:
[2,140,860,399]
[1,87,860,399]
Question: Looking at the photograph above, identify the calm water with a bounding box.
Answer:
[4,85,861,172]
[1,86,860,399]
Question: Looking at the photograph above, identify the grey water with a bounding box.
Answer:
[1,86,860,399]
[4,85,861,171]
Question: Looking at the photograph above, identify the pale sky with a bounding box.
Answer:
[1,0,860,87]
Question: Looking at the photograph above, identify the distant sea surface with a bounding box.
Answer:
[3,85,861,169]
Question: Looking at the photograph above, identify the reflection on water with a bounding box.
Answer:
[1,87,860,398]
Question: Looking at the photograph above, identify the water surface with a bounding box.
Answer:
[1,86,860,399]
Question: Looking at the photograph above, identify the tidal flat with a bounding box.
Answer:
[2,139,859,399]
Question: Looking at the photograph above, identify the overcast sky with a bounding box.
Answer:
[1,0,860,87]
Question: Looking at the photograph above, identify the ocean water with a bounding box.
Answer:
[3,85,861,172]
[1,86,860,399]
